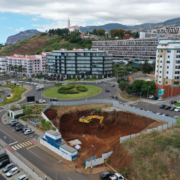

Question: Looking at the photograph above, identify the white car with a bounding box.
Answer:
[16,174,28,180]
[110,173,124,180]
[6,167,20,177]
[158,97,164,101]
[62,83,68,86]
[149,95,154,99]
[24,129,34,135]
[174,108,180,112]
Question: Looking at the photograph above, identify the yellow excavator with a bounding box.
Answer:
[79,115,104,128]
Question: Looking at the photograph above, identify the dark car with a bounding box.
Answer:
[100,171,115,180]
[164,106,171,110]
[2,163,14,173]
[152,96,158,100]
[0,159,10,168]
[28,78,32,82]
[105,89,110,92]
[138,108,143,110]
[169,100,177,104]
[159,104,166,109]
[15,124,24,131]
[111,84,115,87]
[0,153,9,162]
[15,123,22,128]
[169,107,176,111]
[11,121,19,127]
[50,98,58,101]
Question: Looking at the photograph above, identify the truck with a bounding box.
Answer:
[35,99,46,104]
[36,84,44,90]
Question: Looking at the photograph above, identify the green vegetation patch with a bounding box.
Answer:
[0,84,26,106]
[43,84,101,99]
[174,102,180,107]
[76,85,87,92]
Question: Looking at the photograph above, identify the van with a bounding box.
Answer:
[0,153,9,162]
[0,159,10,168]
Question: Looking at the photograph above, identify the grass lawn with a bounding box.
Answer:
[174,102,180,107]
[120,91,140,101]
[43,84,102,99]
[84,79,100,81]
[0,84,26,106]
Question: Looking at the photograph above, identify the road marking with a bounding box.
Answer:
[26,141,31,145]
[19,143,25,147]
[27,145,35,150]
[14,145,19,149]
[24,142,29,146]
[28,149,45,162]
[17,145,22,148]
[11,146,16,150]
[0,128,16,141]
[68,177,72,180]
[9,142,18,146]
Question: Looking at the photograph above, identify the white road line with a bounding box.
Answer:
[9,142,18,146]
[14,145,19,149]
[17,145,22,148]
[11,146,16,150]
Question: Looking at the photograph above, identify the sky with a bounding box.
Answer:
[0,0,180,43]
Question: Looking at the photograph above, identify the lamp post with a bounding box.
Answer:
[147,86,151,110]
[55,160,61,180]
[86,82,87,101]
[91,144,94,168]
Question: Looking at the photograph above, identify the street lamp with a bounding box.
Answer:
[91,144,94,168]
[147,86,151,110]
[86,82,87,101]
[55,160,61,180]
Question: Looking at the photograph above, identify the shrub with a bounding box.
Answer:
[7,112,9,116]
[76,85,87,92]
[21,104,26,110]
[59,85,74,91]
[51,126,56,131]
[14,113,25,119]
[10,104,16,109]
[58,89,79,94]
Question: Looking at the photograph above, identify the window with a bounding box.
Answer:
[175,77,180,79]
[168,56,170,58]
[167,66,169,69]
[160,66,162,68]
[156,80,157,82]
[166,82,168,84]
[177,50,180,53]
[159,81,161,83]
[166,61,170,63]
[157,70,158,72]
[174,81,179,85]
[161,50,163,52]
[160,61,162,63]
[160,55,162,58]
[159,76,161,78]
[166,77,168,79]
[167,50,171,53]
[160,71,162,73]
[176,55,180,58]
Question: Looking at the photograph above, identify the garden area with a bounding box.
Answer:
[0,84,26,106]
[43,84,102,99]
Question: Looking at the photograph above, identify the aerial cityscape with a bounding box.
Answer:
[0,0,180,180]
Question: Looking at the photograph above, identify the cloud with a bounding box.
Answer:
[32,17,39,21]
[6,27,13,29]
[0,0,179,27]
[15,27,25,32]
[0,17,8,20]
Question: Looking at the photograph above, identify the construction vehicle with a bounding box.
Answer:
[79,115,104,128]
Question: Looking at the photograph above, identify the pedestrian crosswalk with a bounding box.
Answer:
[10,141,33,151]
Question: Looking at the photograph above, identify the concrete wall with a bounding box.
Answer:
[6,149,43,180]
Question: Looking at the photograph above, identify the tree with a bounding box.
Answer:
[132,80,145,94]
[24,107,32,117]
[125,30,132,35]
[54,82,62,90]
[92,29,97,35]
[142,60,153,74]
[126,84,135,95]
[21,104,26,110]
[141,81,155,95]
[119,81,128,91]
[110,28,125,38]
[41,118,46,127]
[96,29,105,36]
[45,121,52,130]
[176,117,180,127]
[10,104,16,109]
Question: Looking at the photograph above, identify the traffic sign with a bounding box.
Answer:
[36,136,38,140]
[7,105,9,108]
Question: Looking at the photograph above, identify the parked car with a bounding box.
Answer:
[24,129,34,135]
[149,95,154,99]
[62,83,68,86]
[109,173,124,180]
[21,127,30,133]
[111,84,115,87]
[16,174,28,180]
[15,124,24,131]
[8,120,18,125]
[152,96,158,100]
[105,89,110,92]
[169,100,177,104]
[16,83,20,86]
[159,104,166,109]
[100,171,115,180]
[6,167,20,177]
[169,107,176,111]
[15,123,22,128]
[2,163,14,173]
[158,97,164,101]
[50,98,58,101]
[138,108,143,110]
[174,108,180,112]
[173,116,179,119]
[0,153,9,163]
[36,99,46,104]
[156,112,162,115]
[0,159,10,168]
[162,114,169,117]
[164,106,171,110]
[11,121,20,127]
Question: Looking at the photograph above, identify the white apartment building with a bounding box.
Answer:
[0,56,7,72]
[155,39,180,98]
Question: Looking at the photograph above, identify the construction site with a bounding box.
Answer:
[44,103,164,168]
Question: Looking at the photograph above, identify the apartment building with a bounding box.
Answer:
[6,53,47,77]
[92,38,158,62]
[47,49,113,79]
[0,56,7,72]
[155,39,180,98]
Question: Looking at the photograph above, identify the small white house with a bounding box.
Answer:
[9,108,24,119]
[45,130,61,143]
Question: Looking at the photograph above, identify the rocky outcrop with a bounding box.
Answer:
[6,29,41,44]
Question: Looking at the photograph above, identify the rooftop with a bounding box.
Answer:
[9,108,22,112]
[46,130,61,136]
[61,144,77,153]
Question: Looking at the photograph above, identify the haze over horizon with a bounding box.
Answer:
[0,0,180,43]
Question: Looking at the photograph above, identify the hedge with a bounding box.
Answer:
[14,113,25,119]
[59,85,74,90]
[76,85,87,92]
[58,89,79,94]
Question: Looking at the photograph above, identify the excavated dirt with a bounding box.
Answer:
[45,107,158,168]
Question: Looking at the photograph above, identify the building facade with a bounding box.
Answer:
[155,39,180,98]
[92,38,158,62]
[6,53,47,77]
[47,49,113,79]
[0,56,7,72]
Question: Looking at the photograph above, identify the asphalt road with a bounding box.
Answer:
[0,110,101,180]
[0,174,6,180]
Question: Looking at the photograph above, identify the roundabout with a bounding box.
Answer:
[42,84,102,99]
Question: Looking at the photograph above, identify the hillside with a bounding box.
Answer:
[0,33,92,56]
[108,127,180,180]
[6,29,41,44]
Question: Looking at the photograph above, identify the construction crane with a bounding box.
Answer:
[79,115,104,127]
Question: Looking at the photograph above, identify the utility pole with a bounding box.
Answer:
[55,160,61,180]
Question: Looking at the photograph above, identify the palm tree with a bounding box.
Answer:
[18,65,23,77]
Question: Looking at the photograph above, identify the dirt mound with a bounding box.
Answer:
[44,109,57,120]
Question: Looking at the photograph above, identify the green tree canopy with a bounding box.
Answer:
[119,81,128,91]
[96,29,105,36]
[24,107,32,117]
[132,80,145,93]
[141,81,155,95]
[21,104,26,110]
[126,84,135,95]
[10,104,16,109]
[41,118,46,127]
[142,60,153,74]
